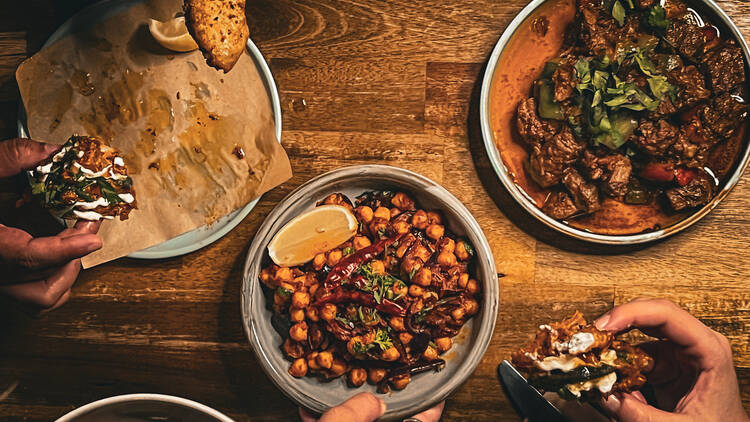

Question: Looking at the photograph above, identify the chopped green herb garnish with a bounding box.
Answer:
[647,5,670,30]
[276,286,292,298]
[373,328,393,351]
[611,0,626,26]
[343,246,356,256]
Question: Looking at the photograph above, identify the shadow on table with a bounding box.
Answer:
[465,61,667,256]
[215,242,298,419]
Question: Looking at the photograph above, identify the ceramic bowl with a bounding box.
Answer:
[240,165,498,421]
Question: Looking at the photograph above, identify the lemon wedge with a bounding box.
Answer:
[148,16,199,52]
[268,205,358,267]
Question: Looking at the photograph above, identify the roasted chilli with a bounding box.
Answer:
[517,0,748,221]
[511,312,653,400]
[259,191,481,392]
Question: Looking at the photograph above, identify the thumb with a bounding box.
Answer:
[319,393,386,422]
[0,138,60,178]
[601,393,682,422]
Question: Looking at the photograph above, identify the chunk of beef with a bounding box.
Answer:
[636,0,656,8]
[528,128,586,188]
[699,92,748,139]
[632,119,679,156]
[664,17,706,58]
[562,167,601,213]
[552,60,577,102]
[681,105,722,148]
[542,191,580,219]
[665,174,716,211]
[663,0,688,19]
[701,40,746,93]
[668,65,710,110]
[669,129,709,167]
[577,0,619,59]
[517,97,559,146]
[580,151,633,199]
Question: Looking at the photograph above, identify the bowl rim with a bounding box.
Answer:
[54,393,235,422]
[479,0,750,245]
[240,164,499,420]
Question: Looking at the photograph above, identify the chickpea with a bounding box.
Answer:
[292,291,310,309]
[369,218,389,237]
[426,224,445,240]
[412,268,432,287]
[316,351,333,369]
[369,259,385,275]
[283,338,304,358]
[293,275,307,288]
[408,284,424,297]
[289,358,308,378]
[392,281,407,296]
[355,206,374,223]
[290,307,305,322]
[464,298,479,316]
[306,306,320,322]
[347,336,365,356]
[389,316,405,332]
[437,251,458,268]
[329,358,348,377]
[423,346,439,361]
[435,337,453,353]
[273,291,288,306]
[390,208,402,219]
[313,253,326,270]
[362,330,376,344]
[320,303,337,321]
[321,193,352,210]
[374,206,391,221]
[422,291,438,302]
[455,241,472,261]
[401,256,423,275]
[348,367,367,387]
[426,211,443,225]
[391,192,415,210]
[411,244,432,263]
[380,346,400,361]
[411,210,429,230]
[451,307,465,321]
[390,374,411,390]
[392,220,410,235]
[466,278,480,295]
[289,322,308,342]
[368,368,387,384]
[458,273,469,289]
[440,238,456,254]
[308,284,319,297]
[399,332,413,345]
[352,236,372,251]
[275,267,293,283]
[327,249,343,266]
[307,352,321,371]
[259,268,274,285]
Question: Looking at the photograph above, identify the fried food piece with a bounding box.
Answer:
[511,312,653,401]
[29,135,137,221]
[183,0,249,72]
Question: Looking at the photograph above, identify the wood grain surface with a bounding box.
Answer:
[0,0,749,420]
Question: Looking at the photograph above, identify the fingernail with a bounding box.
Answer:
[378,398,386,415]
[86,239,103,253]
[595,313,611,330]
[601,394,621,414]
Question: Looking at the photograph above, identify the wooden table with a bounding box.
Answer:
[1,1,749,420]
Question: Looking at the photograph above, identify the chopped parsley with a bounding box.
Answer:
[373,328,393,351]
[343,246,356,256]
[357,263,405,304]
[276,286,292,298]
[647,5,670,30]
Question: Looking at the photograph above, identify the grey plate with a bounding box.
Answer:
[479,0,750,245]
[55,393,234,422]
[17,0,283,259]
[240,165,499,421]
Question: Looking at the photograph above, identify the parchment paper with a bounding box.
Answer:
[16,0,292,268]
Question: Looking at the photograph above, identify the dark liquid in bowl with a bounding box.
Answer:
[489,0,748,235]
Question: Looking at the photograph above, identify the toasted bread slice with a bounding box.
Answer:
[183,0,249,72]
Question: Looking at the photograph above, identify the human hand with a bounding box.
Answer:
[298,392,444,422]
[0,138,102,311]
[595,298,749,422]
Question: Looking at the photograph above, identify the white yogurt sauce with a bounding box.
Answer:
[73,210,113,220]
[73,197,109,210]
[73,161,111,178]
[118,193,135,204]
[565,372,618,397]
[554,332,595,355]
[113,157,124,167]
